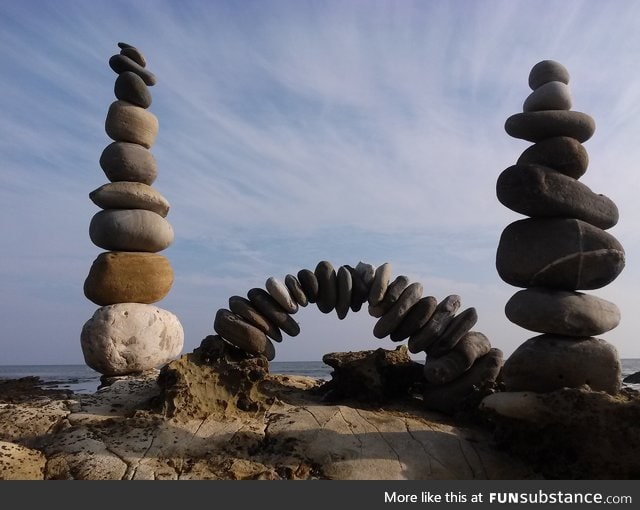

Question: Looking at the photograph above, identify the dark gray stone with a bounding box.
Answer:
[408,295,461,354]
[120,46,146,67]
[284,274,308,307]
[523,81,571,111]
[517,136,588,180]
[229,295,283,342]
[297,269,318,303]
[336,266,352,320]
[623,371,640,384]
[529,60,570,90]
[496,218,625,290]
[369,275,410,318]
[373,282,423,339]
[109,54,157,86]
[502,334,621,394]
[345,265,367,312]
[427,307,478,357]
[505,288,620,337]
[496,164,619,229]
[100,142,157,185]
[315,261,337,314]
[115,71,152,108]
[423,331,491,384]
[213,309,275,361]
[368,262,391,307]
[390,296,438,342]
[265,277,298,314]
[505,111,595,143]
[247,288,300,337]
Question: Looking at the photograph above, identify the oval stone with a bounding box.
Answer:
[213,309,275,360]
[247,288,300,337]
[523,81,572,111]
[496,218,625,290]
[517,137,588,180]
[350,263,373,312]
[502,335,621,394]
[368,262,392,307]
[496,164,619,229]
[115,71,152,108]
[390,295,438,342]
[427,307,478,357]
[105,100,159,148]
[374,282,423,339]
[528,60,570,90]
[89,182,170,217]
[80,303,183,376]
[84,251,173,306]
[229,295,282,342]
[108,54,157,86]
[369,275,410,318]
[315,261,337,314]
[423,331,491,384]
[335,266,352,320]
[89,209,174,252]
[100,142,158,184]
[266,277,298,314]
[284,274,308,307]
[505,111,595,143]
[408,295,461,354]
[297,269,319,303]
[505,288,621,336]
[120,46,146,67]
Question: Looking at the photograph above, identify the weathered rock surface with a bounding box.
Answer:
[105,100,159,148]
[517,136,588,179]
[504,111,595,143]
[100,142,157,184]
[89,181,170,217]
[0,441,46,480]
[89,209,174,252]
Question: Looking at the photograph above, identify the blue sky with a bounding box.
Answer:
[1,0,640,365]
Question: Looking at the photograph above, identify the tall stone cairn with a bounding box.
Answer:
[81,43,184,377]
[496,60,625,394]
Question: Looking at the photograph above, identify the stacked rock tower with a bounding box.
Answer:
[81,43,184,377]
[496,60,625,394]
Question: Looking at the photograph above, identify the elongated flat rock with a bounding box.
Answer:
[529,60,570,90]
[120,46,146,67]
[427,307,478,357]
[315,261,337,314]
[408,295,461,354]
[505,111,595,143]
[368,263,391,307]
[100,142,157,184]
[84,251,173,305]
[424,331,491,385]
[350,263,371,312]
[369,275,410,318]
[284,274,308,307]
[505,288,620,336]
[523,81,572,112]
[247,288,300,337]
[517,136,588,180]
[229,295,282,342]
[109,53,157,86]
[105,100,159,148]
[89,182,170,217]
[496,218,625,290]
[89,209,174,252]
[213,309,275,361]
[374,282,423,339]
[297,269,318,304]
[390,296,438,342]
[496,164,619,229]
[335,266,352,320]
[266,277,298,314]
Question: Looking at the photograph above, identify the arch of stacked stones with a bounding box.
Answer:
[80,45,625,408]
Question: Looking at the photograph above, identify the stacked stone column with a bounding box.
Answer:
[81,43,184,377]
[496,60,625,394]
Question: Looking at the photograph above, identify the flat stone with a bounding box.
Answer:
[390,295,438,342]
[496,218,625,290]
[502,335,621,394]
[297,269,318,303]
[84,251,173,306]
[422,349,503,415]
[496,164,618,229]
[315,261,337,314]
[523,81,572,111]
[424,331,491,385]
[505,111,595,143]
[247,288,300,337]
[408,295,461,354]
[89,209,174,252]
[368,262,391,307]
[120,46,146,67]
[100,142,158,184]
[265,277,298,314]
[529,60,570,90]
[108,54,157,86]
[229,295,282,342]
[80,303,184,376]
[517,136,588,180]
[335,266,352,320]
[350,263,371,312]
[369,275,411,318]
[284,274,308,307]
[89,182,170,217]
[505,288,621,336]
[105,100,159,149]
[427,307,478,357]
[213,309,275,361]
[374,282,423,339]
[114,71,152,108]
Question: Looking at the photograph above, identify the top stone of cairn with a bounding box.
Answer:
[528,60,570,90]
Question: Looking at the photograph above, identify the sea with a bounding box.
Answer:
[1,359,639,395]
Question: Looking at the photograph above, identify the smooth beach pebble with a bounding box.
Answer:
[517,136,588,180]
[423,331,491,385]
[390,295,438,342]
[505,110,595,143]
[315,261,337,314]
[335,266,353,320]
[120,46,146,67]
[105,100,159,148]
[265,277,298,314]
[114,71,152,108]
[89,209,174,252]
[528,60,570,90]
[247,288,300,337]
[284,274,308,307]
[368,262,392,307]
[408,295,461,354]
[349,264,369,312]
[109,53,157,86]
[213,309,275,361]
[523,81,572,111]
[373,282,423,339]
[100,141,158,184]
[229,295,282,342]
[89,181,170,217]
[369,275,410,318]
[297,269,319,303]
[427,307,478,358]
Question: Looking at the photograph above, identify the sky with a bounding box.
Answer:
[1,0,640,366]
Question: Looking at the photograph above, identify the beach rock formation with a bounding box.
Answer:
[81,43,183,376]
[496,60,624,393]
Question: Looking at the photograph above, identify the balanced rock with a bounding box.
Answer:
[505,288,621,336]
[408,295,461,354]
[284,274,308,307]
[213,309,275,361]
[368,262,391,307]
[297,269,319,304]
[80,303,183,376]
[517,136,588,180]
[105,100,159,148]
[119,43,147,67]
[502,335,621,394]
[100,142,157,184]
[108,53,157,86]
[528,60,570,89]
[427,307,478,358]
[505,110,595,143]
[89,181,170,217]
[265,277,298,314]
[369,275,410,318]
[335,266,352,320]
[496,164,619,229]
[314,261,337,314]
[247,288,300,337]
[84,251,173,306]
[496,218,625,290]
[373,282,423,339]
[229,295,282,342]
[523,81,572,112]
[350,263,373,312]
[89,209,174,252]
[390,295,438,342]
[424,331,491,385]
[114,71,152,108]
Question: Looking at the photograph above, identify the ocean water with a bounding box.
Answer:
[1,359,639,395]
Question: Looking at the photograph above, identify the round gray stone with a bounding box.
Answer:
[408,295,461,354]
[505,111,595,143]
[529,60,570,90]
[229,295,282,342]
[284,274,308,307]
[374,282,423,339]
[502,335,621,394]
[517,136,588,180]
[89,182,170,217]
[120,46,146,67]
[523,81,572,112]
[89,209,174,252]
[496,164,619,229]
[427,307,478,357]
[100,142,158,185]
[109,53,157,86]
[424,331,491,384]
[496,218,625,290]
[390,296,438,342]
[213,309,275,360]
[505,288,621,336]
[315,261,337,314]
[297,269,319,304]
[368,262,391,307]
[336,266,352,320]
[266,277,298,314]
[115,71,152,108]
[247,288,300,337]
